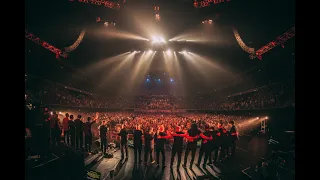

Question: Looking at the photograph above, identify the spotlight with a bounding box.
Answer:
[202,19,213,25]
[256,117,259,120]
[151,36,166,43]
[151,36,157,41]
[266,116,269,119]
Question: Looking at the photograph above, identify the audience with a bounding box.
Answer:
[26,75,294,110]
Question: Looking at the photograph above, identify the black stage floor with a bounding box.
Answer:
[87,135,295,180]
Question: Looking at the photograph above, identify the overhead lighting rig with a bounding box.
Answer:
[194,0,231,8]
[250,27,295,60]
[72,0,121,10]
[25,30,68,59]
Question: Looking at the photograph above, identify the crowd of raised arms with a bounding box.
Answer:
[26,75,294,110]
[42,110,241,169]
[48,112,253,137]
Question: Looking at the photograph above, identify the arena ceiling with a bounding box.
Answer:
[25,0,295,96]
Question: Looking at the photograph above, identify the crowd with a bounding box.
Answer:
[45,111,254,143]
[26,75,132,108]
[187,81,294,110]
[135,97,180,109]
[26,75,294,111]
[27,108,251,169]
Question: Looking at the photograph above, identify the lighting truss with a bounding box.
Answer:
[74,0,120,10]
[194,0,231,8]
[250,27,295,60]
[233,28,255,55]
[25,30,68,58]
[64,29,86,52]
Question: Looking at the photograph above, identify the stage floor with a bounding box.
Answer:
[90,135,293,180]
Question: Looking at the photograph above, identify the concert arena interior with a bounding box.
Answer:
[25,0,295,180]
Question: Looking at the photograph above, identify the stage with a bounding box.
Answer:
[86,134,295,180]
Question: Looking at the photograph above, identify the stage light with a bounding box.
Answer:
[266,116,269,119]
[202,19,213,25]
[104,22,116,27]
[146,78,150,82]
[151,36,157,41]
[151,36,166,43]
[170,78,174,82]
[155,14,160,21]
[166,49,172,54]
